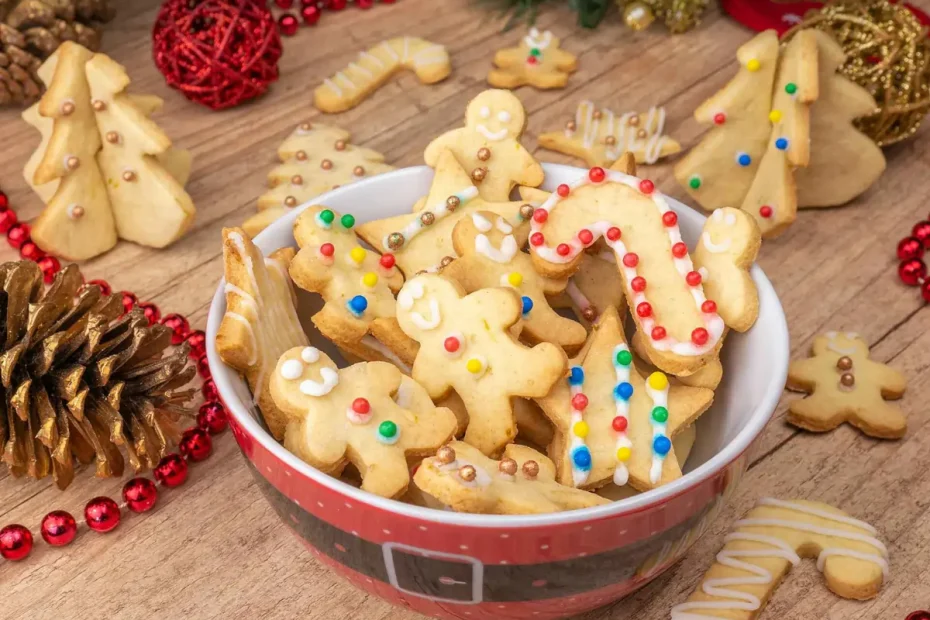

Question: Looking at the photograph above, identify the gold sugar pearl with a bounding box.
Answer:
[440,255,454,268]
[335,140,347,151]
[284,196,298,207]
[565,120,577,131]
[387,232,405,250]
[61,101,75,115]
[65,156,80,171]
[321,159,333,170]
[459,465,477,482]
[519,204,535,220]
[477,147,491,161]
[581,306,598,322]
[628,114,641,127]
[353,166,365,177]
[291,174,303,185]
[446,195,461,211]
[836,356,853,371]
[436,445,456,464]
[122,170,137,182]
[420,211,435,226]
[522,460,539,478]
[840,373,855,387]
[471,167,487,182]
[92,100,106,112]
[636,128,648,139]
[499,458,517,476]
[605,135,617,146]
[592,110,602,120]
[69,205,85,219]
[299,122,312,131]
[105,131,120,144]
[295,150,308,161]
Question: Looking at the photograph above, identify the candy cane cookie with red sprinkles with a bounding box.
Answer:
[528,166,727,376]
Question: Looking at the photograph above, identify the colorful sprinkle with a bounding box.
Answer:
[652,406,669,423]
[578,229,594,245]
[612,416,628,432]
[775,137,789,150]
[533,209,548,223]
[746,58,761,72]
[653,435,672,456]
[614,382,633,401]
[702,300,717,313]
[686,271,702,286]
[651,326,667,341]
[647,372,669,391]
[672,242,687,258]
[692,327,709,346]
[320,243,335,257]
[341,213,356,229]
[736,152,752,167]
[713,113,726,125]
[636,302,652,318]
[507,272,523,287]
[557,184,570,197]
[556,243,572,257]
[466,358,483,374]
[377,420,399,444]
[589,167,606,183]
[785,82,797,95]
[347,295,368,316]
[615,349,632,366]
[572,420,589,438]
[362,272,378,288]
[572,446,592,470]
[379,253,396,269]
[318,209,335,225]
[622,253,639,268]
[521,296,534,316]
[768,110,782,123]
[606,226,621,241]
[616,446,631,462]
[571,393,589,411]
[688,175,702,190]
[444,336,461,353]
[349,246,366,264]
[569,366,585,386]
[639,179,655,194]
[759,205,773,219]
[530,232,545,246]
[662,212,678,227]
[631,276,646,292]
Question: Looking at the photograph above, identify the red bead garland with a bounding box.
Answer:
[896,214,930,297]
[123,478,159,513]
[0,524,33,560]
[40,511,77,546]
[84,497,122,533]
[180,428,213,462]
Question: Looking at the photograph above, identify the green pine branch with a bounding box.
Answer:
[474,0,612,29]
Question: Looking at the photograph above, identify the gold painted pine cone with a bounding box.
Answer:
[0,261,196,489]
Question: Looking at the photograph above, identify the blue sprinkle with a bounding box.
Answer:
[736,152,752,167]
[347,295,368,317]
[614,382,634,401]
[572,446,592,471]
[569,366,585,386]
[775,137,789,151]
[521,296,534,316]
[653,435,672,456]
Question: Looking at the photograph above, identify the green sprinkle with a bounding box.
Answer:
[785,82,797,95]
[530,48,541,56]
[652,406,669,424]
[320,209,335,224]
[689,176,702,190]
[341,213,356,229]
[616,349,632,366]
[379,420,397,438]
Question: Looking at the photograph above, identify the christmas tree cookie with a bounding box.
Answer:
[488,28,577,90]
[536,306,713,492]
[271,346,457,498]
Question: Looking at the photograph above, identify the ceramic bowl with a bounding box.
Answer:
[205,164,789,620]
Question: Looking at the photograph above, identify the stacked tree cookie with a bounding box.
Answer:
[215,89,764,515]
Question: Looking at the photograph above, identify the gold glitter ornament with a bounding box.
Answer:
[623,2,655,31]
[617,0,708,34]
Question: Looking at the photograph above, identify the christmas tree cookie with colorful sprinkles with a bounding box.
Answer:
[424,89,544,202]
[288,205,416,366]
[488,28,577,90]
[528,165,726,376]
[394,274,566,457]
[443,210,587,353]
[536,306,713,492]
[413,441,608,514]
[356,149,531,276]
[271,346,457,499]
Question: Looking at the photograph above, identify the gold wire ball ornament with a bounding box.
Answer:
[784,0,930,146]
[617,0,708,33]
[622,1,655,31]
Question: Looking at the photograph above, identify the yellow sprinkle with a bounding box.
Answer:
[362,272,378,287]
[573,421,589,438]
[349,247,366,264]
[507,272,523,287]
[746,58,761,72]
[647,372,669,391]
[616,447,631,462]
[466,358,483,374]
[768,110,782,123]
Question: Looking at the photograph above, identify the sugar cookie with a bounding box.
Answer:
[488,28,576,90]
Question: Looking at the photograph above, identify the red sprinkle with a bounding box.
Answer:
[606,227,621,241]
[622,253,639,268]
[578,229,594,245]
[759,205,773,219]
[530,232,545,246]
[444,336,460,353]
[320,243,335,257]
[351,398,370,414]
[639,179,655,194]
[379,253,395,269]
[556,243,572,257]
[588,167,606,183]
[692,328,709,346]
[571,393,588,411]
[636,302,652,318]
[630,276,646,292]
[662,211,678,227]
[713,113,726,125]
[702,300,717,314]
[612,416,628,432]
[672,242,688,258]
[651,326,667,341]
[557,184,570,197]
[533,209,548,224]
[686,271,702,286]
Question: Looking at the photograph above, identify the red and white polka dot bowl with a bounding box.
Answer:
[206,164,789,620]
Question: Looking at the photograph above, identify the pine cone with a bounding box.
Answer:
[0,261,196,489]
[0,24,40,104]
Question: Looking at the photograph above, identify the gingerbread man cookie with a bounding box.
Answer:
[394,274,566,456]
[672,498,888,619]
[528,166,726,376]
[536,306,713,492]
[488,28,577,90]
[271,346,457,498]
[314,37,451,113]
[539,100,681,168]
[786,331,907,439]
[288,205,418,365]
[424,89,544,202]
[413,441,608,514]
[356,149,531,276]
[215,228,309,440]
[443,210,587,353]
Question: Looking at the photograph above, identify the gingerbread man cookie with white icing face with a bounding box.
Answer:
[394,274,566,457]
[289,205,417,365]
[424,89,544,202]
[443,210,587,353]
[488,28,577,90]
[786,331,907,439]
[413,441,608,514]
[672,498,888,619]
[528,166,725,376]
[271,346,457,498]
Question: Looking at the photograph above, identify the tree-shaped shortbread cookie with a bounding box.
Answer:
[288,205,416,365]
[488,28,576,90]
[424,89,543,202]
[787,331,907,439]
[243,123,395,237]
[271,346,456,498]
[674,30,780,214]
[537,306,712,492]
[414,441,608,514]
[357,149,532,275]
[443,210,586,353]
[395,274,566,456]
[215,228,308,440]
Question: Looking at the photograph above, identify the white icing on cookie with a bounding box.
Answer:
[299,367,339,397]
[475,234,518,263]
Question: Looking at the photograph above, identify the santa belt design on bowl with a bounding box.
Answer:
[251,463,713,605]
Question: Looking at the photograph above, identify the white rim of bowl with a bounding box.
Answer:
[206,165,789,529]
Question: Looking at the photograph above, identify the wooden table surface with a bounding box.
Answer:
[1,0,929,618]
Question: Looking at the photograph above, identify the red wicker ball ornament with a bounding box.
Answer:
[152,0,283,110]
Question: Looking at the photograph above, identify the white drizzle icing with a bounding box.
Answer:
[570,101,671,165]
[612,345,633,486]
[702,232,731,254]
[645,377,669,485]
[524,28,553,50]
[472,213,493,232]
[476,124,508,141]
[475,234,518,263]
[299,367,339,397]
[567,366,590,487]
[565,280,591,314]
